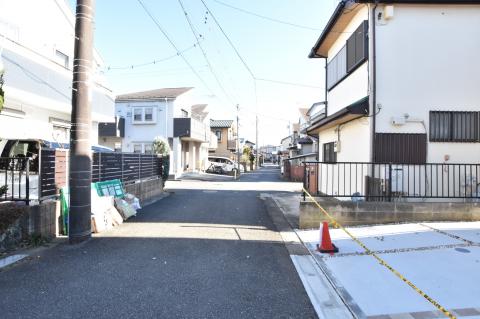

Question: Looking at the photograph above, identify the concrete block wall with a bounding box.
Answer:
[124,178,164,207]
[299,199,480,229]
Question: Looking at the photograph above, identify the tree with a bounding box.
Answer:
[152,137,170,183]
[152,137,170,156]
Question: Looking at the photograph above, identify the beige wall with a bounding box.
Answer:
[211,127,234,159]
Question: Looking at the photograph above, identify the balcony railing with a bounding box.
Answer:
[98,117,125,138]
[173,117,208,142]
[301,161,480,201]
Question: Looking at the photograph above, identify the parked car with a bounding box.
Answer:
[207,156,240,175]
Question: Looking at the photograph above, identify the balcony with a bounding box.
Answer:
[98,117,125,138]
[173,117,208,142]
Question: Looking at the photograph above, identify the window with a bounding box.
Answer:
[133,144,142,153]
[327,45,347,90]
[133,108,142,122]
[144,144,153,154]
[215,130,222,142]
[55,50,69,68]
[144,108,153,121]
[323,142,336,163]
[326,21,368,90]
[430,111,479,142]
[181,109,188,118]
[346,20,368,72]
[132,107,156,124]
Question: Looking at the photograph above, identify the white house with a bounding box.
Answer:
[0,0,114,145]
[106,87,211,178]
[306,0,480,199]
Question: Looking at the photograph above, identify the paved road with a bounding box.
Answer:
[0,166,316,318]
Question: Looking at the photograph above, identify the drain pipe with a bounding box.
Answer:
[371,2,378,163]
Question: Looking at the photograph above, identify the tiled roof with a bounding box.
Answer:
[116,87,193,101]
[210,119,234,128]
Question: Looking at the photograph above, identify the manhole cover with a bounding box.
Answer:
[455,248,471,253]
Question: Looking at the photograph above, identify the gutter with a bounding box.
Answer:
[371,2,378,162]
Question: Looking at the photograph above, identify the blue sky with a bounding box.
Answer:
[69,0,338,145]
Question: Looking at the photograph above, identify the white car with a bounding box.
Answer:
[207,156,240,175]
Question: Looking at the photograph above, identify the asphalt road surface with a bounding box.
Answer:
[0,166,316,318]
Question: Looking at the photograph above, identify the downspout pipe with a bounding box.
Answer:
[371,2,378,163]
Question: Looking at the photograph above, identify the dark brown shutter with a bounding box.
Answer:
[375,133,427,164]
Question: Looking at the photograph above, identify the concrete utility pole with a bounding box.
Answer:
[236,104,240,173]
[255,115,258,168]
[69,0,95,244]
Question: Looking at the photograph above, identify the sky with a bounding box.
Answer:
[68,0,339,146]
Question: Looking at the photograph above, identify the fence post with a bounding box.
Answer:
[303,162,307,201]
[121,153,124,183]
[99,152,102,182]
[388,162,392,202]
[138,153,141,180]
[25,159,30,205]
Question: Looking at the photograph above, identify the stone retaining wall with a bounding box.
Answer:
[0,201,57,252]
[299,199,480,228]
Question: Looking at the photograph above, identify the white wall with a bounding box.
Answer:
[327,6,369,115]
[374,4,480,163]
[318,118,371,163]
[0,0,114,143]
[116,100,169,152]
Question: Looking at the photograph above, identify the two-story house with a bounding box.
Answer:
[209,119,237,159]
[306,0,480,199]
[0,0,114,145]
[106,87,210,178]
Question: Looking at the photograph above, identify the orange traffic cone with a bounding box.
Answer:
[317,221,339,254]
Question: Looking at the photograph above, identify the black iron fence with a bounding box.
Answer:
[0,157,30,204]
[303,161,480,201]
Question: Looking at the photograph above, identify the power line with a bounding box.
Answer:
[176,0,237,109]
[212,0,353,34]
[200,0,255,80]
[137,0,215,96]
[104,42,199,71]
[255,77,323,89]
[212,0,321,31]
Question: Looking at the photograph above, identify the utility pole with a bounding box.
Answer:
[236,104,240,173]
[255,115,259,169]
[69,0,95,244]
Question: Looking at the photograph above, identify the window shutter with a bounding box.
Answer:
[346,35,356,72]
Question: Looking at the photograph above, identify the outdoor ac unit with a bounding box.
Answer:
[334,141,340,152]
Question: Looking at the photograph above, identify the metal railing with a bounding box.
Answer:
[303,161,480,201]
[0,157,30,204]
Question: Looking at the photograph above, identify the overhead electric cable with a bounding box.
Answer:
[212,0,321,31]
[177,0,237,109]
[137,0,215,95]
[104,42,199,71]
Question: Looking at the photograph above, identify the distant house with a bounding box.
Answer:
[305,0,480,199]
[209,119,237,159]
[0,0,114,144]
[106,87,211,178]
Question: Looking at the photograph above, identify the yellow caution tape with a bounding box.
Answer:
[302,188,456,319]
